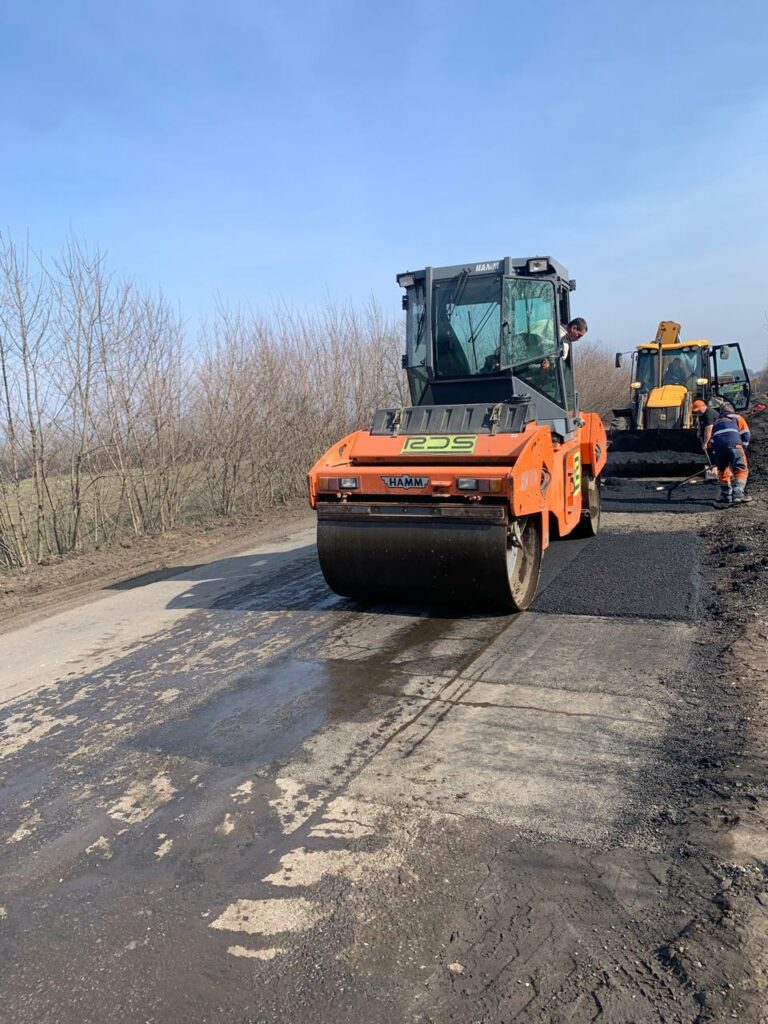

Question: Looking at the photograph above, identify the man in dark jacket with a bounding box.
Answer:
[709,402,751,505]
[693,398,717,447]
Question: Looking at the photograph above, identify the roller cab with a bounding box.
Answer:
[308,257,607,612]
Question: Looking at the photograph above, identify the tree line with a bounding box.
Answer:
[0,233,623,570]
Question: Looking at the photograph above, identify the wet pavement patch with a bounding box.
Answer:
[533,529,702,620]
[135,656,402,767]
[136,659,333,766]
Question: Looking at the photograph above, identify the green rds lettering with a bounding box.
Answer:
[401,435,477,455]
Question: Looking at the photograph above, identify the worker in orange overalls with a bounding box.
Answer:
[708,402,751,505]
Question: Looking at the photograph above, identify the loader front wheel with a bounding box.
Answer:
[571,474,601,538]
[504,515,543,612]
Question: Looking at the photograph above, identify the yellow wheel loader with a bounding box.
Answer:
[607,321,751,476]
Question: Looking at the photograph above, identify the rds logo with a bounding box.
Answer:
[401,435,477,454]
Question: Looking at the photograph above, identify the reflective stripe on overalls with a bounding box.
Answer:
[711,414,749,499]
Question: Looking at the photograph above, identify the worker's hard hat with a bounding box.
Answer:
[692,399,707,413]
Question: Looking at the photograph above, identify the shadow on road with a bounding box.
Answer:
[106,543,475,619]
[151,535,601,619]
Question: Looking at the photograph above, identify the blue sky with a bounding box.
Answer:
[2,0,767,364]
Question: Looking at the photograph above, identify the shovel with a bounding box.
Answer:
[655,448,716,500]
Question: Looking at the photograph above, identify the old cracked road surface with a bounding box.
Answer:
[1,489,715,1023]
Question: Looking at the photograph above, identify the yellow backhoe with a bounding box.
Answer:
[607,321,751,476]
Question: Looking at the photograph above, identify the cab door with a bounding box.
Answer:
[711,344,751,411]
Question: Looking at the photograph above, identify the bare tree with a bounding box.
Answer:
[0,234,56,563]
[0,231,403,569]
[574,339,626,421]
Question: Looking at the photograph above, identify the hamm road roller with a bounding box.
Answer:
[307,257,607,611]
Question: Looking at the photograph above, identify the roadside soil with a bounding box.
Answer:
[654,399,768,1020]
[0,500,314,636]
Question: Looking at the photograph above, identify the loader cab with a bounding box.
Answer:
[631,341,750,408]
[662,345,707,389]
[398,257,578,437]
[633,343,708,394]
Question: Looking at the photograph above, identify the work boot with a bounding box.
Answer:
[732,495,752,505]
[715,494,733,507]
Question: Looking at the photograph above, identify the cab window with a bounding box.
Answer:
[503,277,563,405]
[714,345,750,410]
[432,274,501,377]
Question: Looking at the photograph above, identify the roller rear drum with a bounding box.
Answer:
[316,503,542,612]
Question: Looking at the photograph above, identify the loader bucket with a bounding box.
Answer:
[606,428,707,478]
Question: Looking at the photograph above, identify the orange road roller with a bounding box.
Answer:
[308,256,607,611]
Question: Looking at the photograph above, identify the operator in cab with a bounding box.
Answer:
[559,317,588,358]
[534,316,587,374]
[663,357,688,386]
